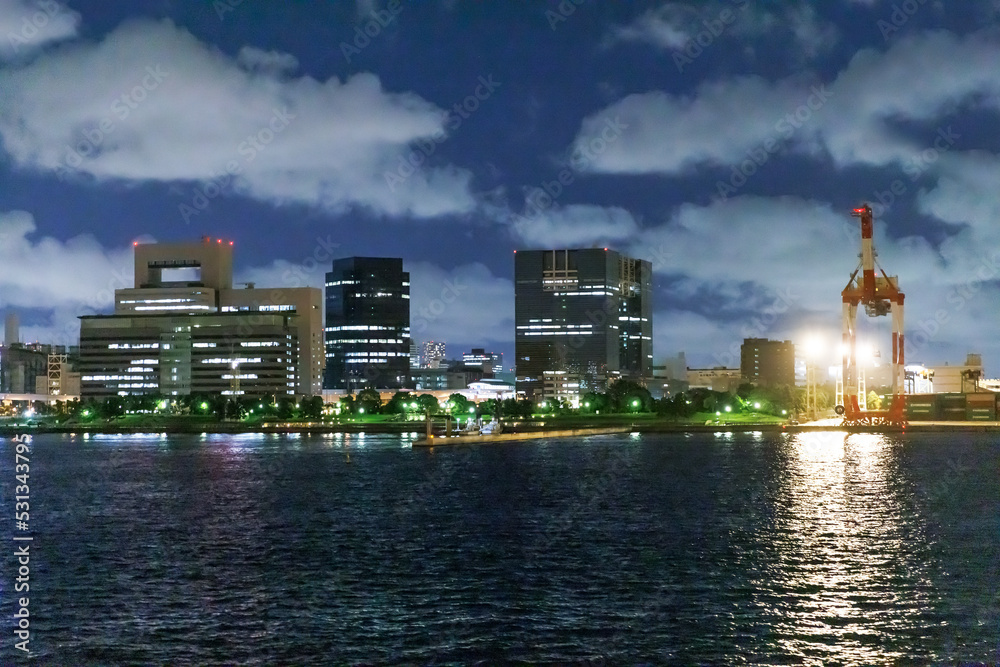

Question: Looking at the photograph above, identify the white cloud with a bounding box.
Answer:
[0,0,79,60]
[235,46,299,75]
[511,197,641,248]
[608,2,838,60]
[0,19,477,219]
[574,30,1000,175]
[0,210,136,346]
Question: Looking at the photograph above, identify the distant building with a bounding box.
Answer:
[411,363,483,391]
[462,348,502,376]
[687,367,741,393]
[930,354,986,393]
[4,312,18,347]
[515,248,652,400]
[741,338,795,387]
[420,340,446,369]
[79,237,323,397]
[0,344,49,394]
[324,257,410,391]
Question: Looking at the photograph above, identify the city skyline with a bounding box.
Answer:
[2,2,1000,373]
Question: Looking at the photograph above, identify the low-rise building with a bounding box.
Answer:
[79,237,323,398]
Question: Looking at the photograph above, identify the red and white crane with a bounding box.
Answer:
[839,204,906,426]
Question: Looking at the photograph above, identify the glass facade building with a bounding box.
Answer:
[324,257,410,391]
[515,248,652,399]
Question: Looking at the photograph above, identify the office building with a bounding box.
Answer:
[515,248,652,400]
[420,340,446,369]
[741,338,795,387]
[462,348,502,376]
[79,237,323,397]
[324,257,410,391]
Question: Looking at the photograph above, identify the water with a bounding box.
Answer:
[1,430,997,664]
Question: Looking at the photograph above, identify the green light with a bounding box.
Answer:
[584,402,590,408]
[200,402,209,410]
[82,410,90,417]
[724,405,731,412]
[157,400,167,410]
[632,399,640,407]
[358,407,365,414]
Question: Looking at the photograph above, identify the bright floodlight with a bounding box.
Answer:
[803,335,824,360]
[724,405,732,412]
[753,402,761,409]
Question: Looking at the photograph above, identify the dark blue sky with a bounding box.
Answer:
[2,0,1000,374]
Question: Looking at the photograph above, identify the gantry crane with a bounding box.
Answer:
[837,204,906,426]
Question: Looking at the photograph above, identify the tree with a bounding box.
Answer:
[416,393,440,414]
[580,391,608,413]
[385,391,412,415]
[447,393,474,416]
[277,396,295,419]
[606,379,652,412]
[300,396,324,419]
[356,387,382,414]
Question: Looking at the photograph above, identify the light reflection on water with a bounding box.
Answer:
[4,430,995,664]
[770,432,936,665]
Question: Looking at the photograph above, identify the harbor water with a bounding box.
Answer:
[1,430,997,664]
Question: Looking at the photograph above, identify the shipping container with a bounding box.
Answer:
[906,395,939,421]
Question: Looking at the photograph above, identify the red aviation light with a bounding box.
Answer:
[229,241,234,246]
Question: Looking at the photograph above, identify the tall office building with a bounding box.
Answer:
[740,338,795,387]
[79,237,324,397]
[515,248,652,399]
[324,257,410,391]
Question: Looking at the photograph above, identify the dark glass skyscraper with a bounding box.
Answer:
[324,257,410,391]
[515,248,652,400]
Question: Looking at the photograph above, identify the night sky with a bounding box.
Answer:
[2,0,1000,374]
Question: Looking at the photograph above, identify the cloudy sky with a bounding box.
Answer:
[2,0,1000,374]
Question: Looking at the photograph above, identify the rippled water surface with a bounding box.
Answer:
[1,430,998,664]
